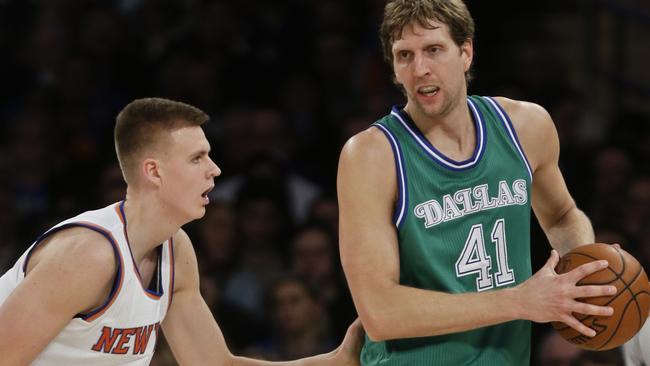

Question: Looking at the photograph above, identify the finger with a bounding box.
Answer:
[350,318,365,339]
[573,285,617,298]
[561,315,597,338]
[545,249,560,270]
[571,302,614,317]
[342,318,365,353]
[565,260,609,283]
[612,243,621,249]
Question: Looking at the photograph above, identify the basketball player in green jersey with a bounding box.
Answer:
[337,1,617,365]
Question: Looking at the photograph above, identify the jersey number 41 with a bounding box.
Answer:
[455,218,515,291]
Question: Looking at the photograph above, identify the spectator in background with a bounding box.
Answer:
[536,329,582,366]
[251,276,336,361]
[588,147,632,230]
[572,348,623,366]
[222,179,290,317]
[289,222,356,340]
[196,200,239,285]
[307,195,340,239]
[621,176,650,241]
[211,109,321,223]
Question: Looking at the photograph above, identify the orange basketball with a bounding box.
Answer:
[551,243,650,350]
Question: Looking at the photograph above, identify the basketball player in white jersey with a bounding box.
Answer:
[623,313,650,365]
[0,98,363,365]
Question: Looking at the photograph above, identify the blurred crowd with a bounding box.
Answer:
[0,0,648,365]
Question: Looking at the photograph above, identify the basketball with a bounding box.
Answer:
[551,243,650,350]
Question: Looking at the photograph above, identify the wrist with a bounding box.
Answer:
[502,285,527,321]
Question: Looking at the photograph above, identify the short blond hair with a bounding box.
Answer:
[114,97,209,183]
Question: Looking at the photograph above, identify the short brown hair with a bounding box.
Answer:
[114,97,209,183]
[380,0,475,78]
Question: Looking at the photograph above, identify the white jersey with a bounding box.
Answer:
[624,317,650,366]
[0,201,174,366]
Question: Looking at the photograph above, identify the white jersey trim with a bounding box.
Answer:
[374,123,408,228]
[484,97,533,181]
[390,99,486,170]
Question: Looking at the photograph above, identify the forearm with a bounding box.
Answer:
[356,283,522,341]
[543,206,594,255]
[232,351,336,366]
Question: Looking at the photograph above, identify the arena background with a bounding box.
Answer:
[0,0,648,364]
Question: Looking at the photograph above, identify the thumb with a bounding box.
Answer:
[342,318,365,354]
[545,249,560,272]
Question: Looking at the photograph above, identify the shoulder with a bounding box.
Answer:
[172,227,194,252]
[23,227,118,313]
[338,126,398,207]
[171,228,199,292]
[492,96,559,171]
[29,227,117,279]
[492,97,555,136]
[339,126,394,168]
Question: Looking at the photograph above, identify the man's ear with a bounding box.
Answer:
[142,158,162,187]
[460,39,474,72]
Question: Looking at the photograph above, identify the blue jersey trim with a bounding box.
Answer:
[390,98,487,171]
[168,237,175,309]
[373,123,408,229]
[484,97,533,181]
[23,223,123,321]
[119,201,165,299]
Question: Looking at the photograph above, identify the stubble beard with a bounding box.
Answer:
[412,89,455,121]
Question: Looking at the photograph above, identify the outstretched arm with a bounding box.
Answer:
[337,127,613,341]
[162,229,363,366]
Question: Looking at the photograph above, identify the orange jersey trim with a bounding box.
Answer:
[81,219,126,322]
[168,237,175,309]
[116,201,164,300]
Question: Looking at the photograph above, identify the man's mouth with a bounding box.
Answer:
[201,186,214,199]
[417,86,439,97]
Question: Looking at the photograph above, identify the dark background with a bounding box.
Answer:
[0,0,648,365]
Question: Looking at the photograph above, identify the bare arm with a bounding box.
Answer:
[494,97,595,254]
[338,127,614,341]
[162,229,363,366]
[0,228,117,365]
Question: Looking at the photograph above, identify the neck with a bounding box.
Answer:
[122,188,182,261]
[405,96,471,133]
[404,97,476,160]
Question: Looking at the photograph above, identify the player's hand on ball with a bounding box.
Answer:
[551,244,650,350]
[516,249,616,337]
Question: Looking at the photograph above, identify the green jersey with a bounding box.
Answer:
[363,95,533,366]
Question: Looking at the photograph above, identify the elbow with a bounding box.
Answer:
[351,281,404,341]
[365,329,391,343]
[357,306,396,342]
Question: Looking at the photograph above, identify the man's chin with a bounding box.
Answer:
[195,206,207,219]
[183,206,207,224]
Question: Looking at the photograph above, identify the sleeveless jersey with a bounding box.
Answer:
[363,96,533,365]
[0,201,174,366]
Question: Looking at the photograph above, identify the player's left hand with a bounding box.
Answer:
[331,318,364,365]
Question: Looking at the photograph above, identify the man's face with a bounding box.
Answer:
[157,126,220,222]
[273,281,317,336]
[392,20,473,121]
